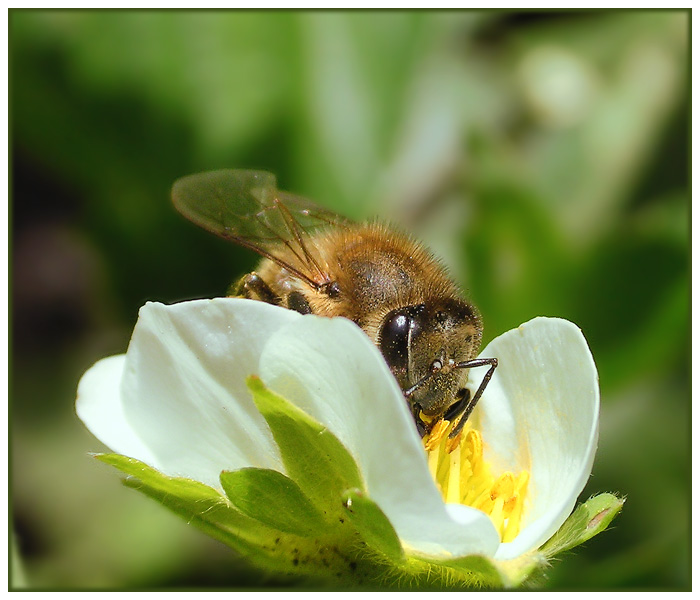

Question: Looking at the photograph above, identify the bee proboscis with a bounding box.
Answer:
[172,169,497,440]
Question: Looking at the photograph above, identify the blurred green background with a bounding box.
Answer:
[10,10,689,590]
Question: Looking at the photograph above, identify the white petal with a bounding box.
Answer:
[76,354,158,465]
[259,315,501,558]
[77,298,505,557]
[117,298,302,488]
[471,317,599,560]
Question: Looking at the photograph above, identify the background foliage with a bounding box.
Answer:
[10,10,689,589]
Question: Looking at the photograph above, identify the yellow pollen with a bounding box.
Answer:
[423,421,530,543]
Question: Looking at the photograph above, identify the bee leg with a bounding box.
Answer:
[287,291,312,315]
[411,403,428,437]
[232,272,280,305]
[443,387,471,422]
[448,357,498,439]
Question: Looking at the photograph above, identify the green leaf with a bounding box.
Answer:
[540,493,625,557]
[220,468,331,537]
[341,488,404,562]
[247,376,364,512]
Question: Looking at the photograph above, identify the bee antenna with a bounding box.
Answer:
[402,371,434,398]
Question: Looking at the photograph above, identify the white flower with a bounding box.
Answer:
[76,298,599,564]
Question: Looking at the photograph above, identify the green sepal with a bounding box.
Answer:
[426,553,507,589]
[95,454,278,555]
[220,468,331,536]
[540,493,625,557]
[338,488,513,589]
[246,376,364,512]
[341,488,404,562]
[95,453,361,581]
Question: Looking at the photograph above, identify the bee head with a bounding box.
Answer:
[378,299,482,416]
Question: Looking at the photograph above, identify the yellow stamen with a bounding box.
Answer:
[445,430,462,454]
[446,444,461,504]
[423,420,530,543]
[489,497,505,531]
[424,419,450,451]
[428,444,440,483]
[491,472,515,501]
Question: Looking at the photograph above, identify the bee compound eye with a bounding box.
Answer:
[378,311,411,372]
[378,304,425,376]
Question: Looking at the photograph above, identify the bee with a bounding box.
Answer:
[172,169,497,441]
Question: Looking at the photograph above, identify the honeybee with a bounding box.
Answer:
[172,169,497,441]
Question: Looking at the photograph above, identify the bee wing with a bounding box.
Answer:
[172,169,348,289]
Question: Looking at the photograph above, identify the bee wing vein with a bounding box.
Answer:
[172,169,345,290]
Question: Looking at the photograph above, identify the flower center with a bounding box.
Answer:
[423,419,530,543]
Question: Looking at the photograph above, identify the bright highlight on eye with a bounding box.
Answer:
[425,423,530,543]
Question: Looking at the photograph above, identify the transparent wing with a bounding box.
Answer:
[172,169,349,289]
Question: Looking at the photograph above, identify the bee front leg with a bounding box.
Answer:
[411,403,428,437]
[231,272,281,305]
[443,387,471,422]
[448,357,498,439]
